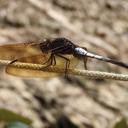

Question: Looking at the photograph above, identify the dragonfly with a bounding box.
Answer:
[0,37,128,77]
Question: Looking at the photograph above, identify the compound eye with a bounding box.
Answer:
[43,39,47,42]
[43,38,48,43]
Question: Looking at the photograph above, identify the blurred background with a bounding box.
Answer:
[0,0,128,128]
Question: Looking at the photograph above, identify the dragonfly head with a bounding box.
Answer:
[39,38,52,52]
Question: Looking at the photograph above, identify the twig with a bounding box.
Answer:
[0,59,128,81]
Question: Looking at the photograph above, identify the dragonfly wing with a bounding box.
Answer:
[55,54,79,68]
[0,42,42,60]
[6,54,79,78]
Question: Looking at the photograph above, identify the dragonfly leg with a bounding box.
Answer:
[42,53,56,65]
[56,54,70,77]
[52,55,56,66]
[42,55,52,65]
[41,54,56,69]
[83,57,88,70]
[9,59,18,64]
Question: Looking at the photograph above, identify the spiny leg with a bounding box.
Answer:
[42,54,55,69]
[9,59,18,64]
[52,55,56,66]
[42,54,53,65]
[83,57,88,70]
[41,44,73,73]
[56,54,70,77]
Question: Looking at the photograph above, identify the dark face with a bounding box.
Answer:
[39,38,52,52]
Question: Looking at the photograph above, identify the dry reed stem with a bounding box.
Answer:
[0,59,128,81]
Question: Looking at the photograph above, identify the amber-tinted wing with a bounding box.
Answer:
[0,42,79,77]
[6,54,79,78]
[0,42,42,60]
